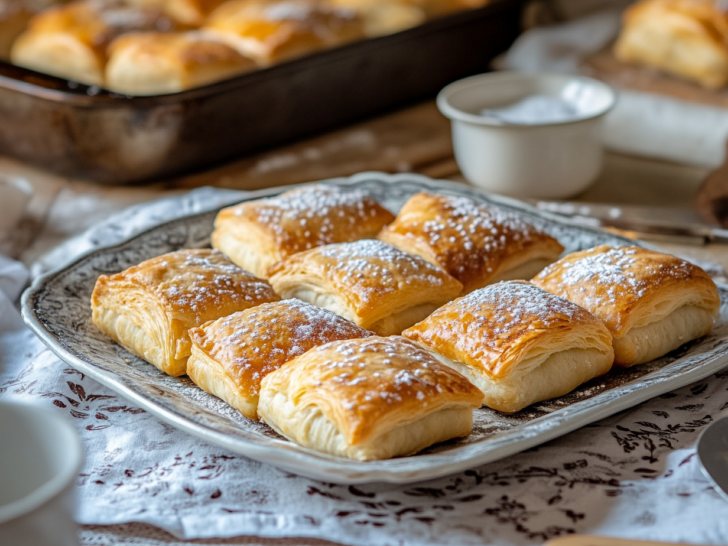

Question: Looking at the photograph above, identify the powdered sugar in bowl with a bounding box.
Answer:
[437,72,616,199]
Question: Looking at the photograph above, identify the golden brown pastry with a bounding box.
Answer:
[10,0,173,86]
[268,239,463,335]
[106,31,256,95]
[614,0,728,89]
[211,185,395,278]
[91,248,280,377]
[532,245,720,367]
[203,0,363,65]
[163,0,227,25]
[187,299,373,419]
[402,281,614,413]
[258,336,483,460]
[378,192,564,295]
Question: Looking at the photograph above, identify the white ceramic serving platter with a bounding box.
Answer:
[21,173,728,484]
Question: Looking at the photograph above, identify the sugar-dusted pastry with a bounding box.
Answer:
[268,239,463,335]
[203,0,363,65]
[378,192,564,294]
[532,245,720,367]
[402,281,614,413]
[187,300,373,419]
[258,336,483,460]
[91,248,280,377]
[10,0,173,86]
[106,31,256,95]
[614,0,728,90]
[211,185,395,278]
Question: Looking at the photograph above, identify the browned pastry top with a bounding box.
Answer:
[189,299,373,395]
[532,245,720,337]
[215,185,395,268]
[93,248,280,328]
[260,336,483,444]
[267,239,463,323]
[28,0,173,52]
[403,281,613,379]
[378,192,564,293]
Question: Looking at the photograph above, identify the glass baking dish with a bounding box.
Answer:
[0,0,523,184]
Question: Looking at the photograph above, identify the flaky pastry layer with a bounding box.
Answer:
[402,281,614,381]
[378,192,564,294]
[267,239,463,334]
[91,248,280,376]
[257,336,482,459]
[532,246,720,338]
[212,185,395,278]
[187,300,372,419]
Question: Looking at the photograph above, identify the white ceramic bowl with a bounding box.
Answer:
[437,72,617,199]
[0,401,82,546]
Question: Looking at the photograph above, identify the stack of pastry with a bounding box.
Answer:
[7,0,491,94]
[91,184,720,460]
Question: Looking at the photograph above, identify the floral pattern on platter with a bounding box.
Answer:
[20,173,728,484]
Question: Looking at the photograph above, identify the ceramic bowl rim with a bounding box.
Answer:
[0,401,82,524]
[436,71,618,128]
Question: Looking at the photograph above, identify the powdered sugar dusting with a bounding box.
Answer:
[384,193,559,289]
[533,246,708,333]
[196,300,371,395]
[279,337,480,438]
[149,249,279,321]
[405,282,601,376]
[230,185,392,255]
[315,240,458,304]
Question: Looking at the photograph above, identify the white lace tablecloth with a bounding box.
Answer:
[2,188,728,545]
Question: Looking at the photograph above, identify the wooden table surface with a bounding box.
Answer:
[3,98,727,545]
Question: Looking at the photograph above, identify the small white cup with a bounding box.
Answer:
[0,401,82,546]
[437,72,617,199]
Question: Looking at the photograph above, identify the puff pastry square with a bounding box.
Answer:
[267,239,463,335]
[614,0,728,89]
[258,336,483,460]
[402,281,614,413]
[378,192,564,294]
[187,299,373,419]
[11,0,173,86]
[211,185,395,278]
[106,31,256,95]
[532,245,720,367]
[91,248,280,377]
[203,0,363,65]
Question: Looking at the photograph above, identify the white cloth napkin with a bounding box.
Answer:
[1,188,728,545]
[499,9,728,168]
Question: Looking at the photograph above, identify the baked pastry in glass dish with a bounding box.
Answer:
[532,245,720,367]
[91,248,280,376]
[267,239,463,335]
[257,336,483,460]
[211,185,395,278]
[378,192,564,295]
[187,299,372,419]
[402,281,614,413]
[10,0,173,86]
[203,0,363,65]
[106,31,256,95]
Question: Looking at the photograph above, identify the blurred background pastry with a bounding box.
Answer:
[10,0,174,85]
[105,30,256,94]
